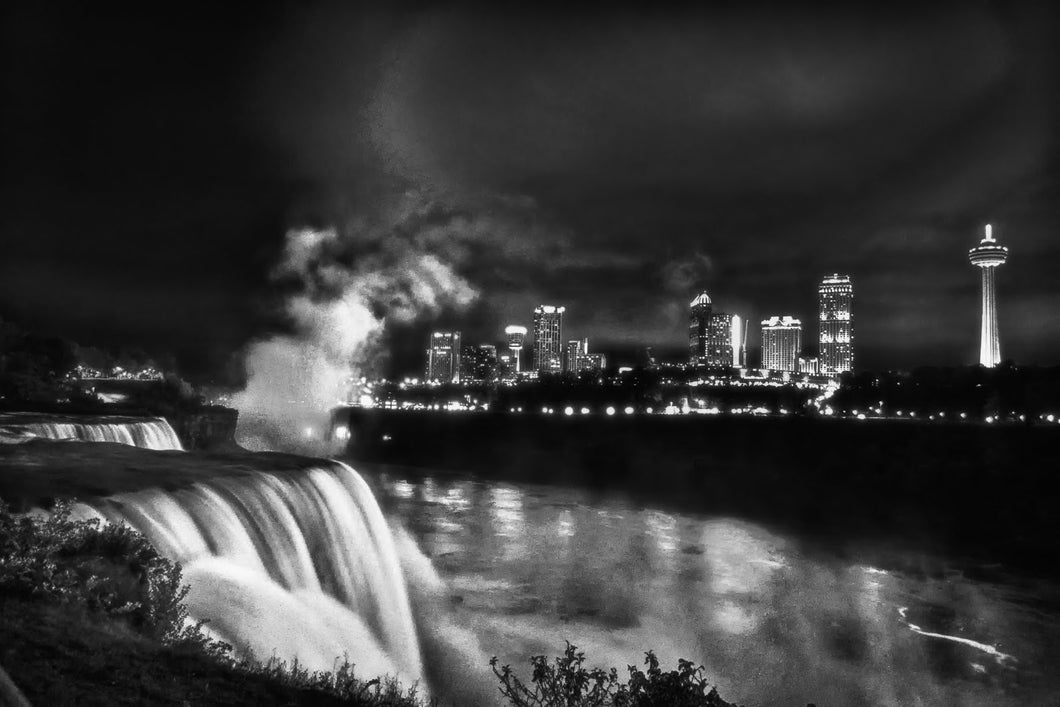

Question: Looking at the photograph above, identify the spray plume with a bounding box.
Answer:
[232,191,478,451]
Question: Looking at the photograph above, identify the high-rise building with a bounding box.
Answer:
[706,313,734,367]
[564,339,588,372]
[459,344,498,383]
[761,316,802,372]
[730,314,743,368]
[426,331,461,383]
[689,293,736,367]
[504,325,528,374]
[532,305,565,374]
[968,224,1008,367]
[818,274,854,376]
[798,355,819,375]
[688,292,712,364]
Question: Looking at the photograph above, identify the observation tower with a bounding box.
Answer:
[968,224,1008,367]
[505,325,527,373]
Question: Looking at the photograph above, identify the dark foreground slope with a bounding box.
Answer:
[1,599,360,707]
[338,410,1060,573]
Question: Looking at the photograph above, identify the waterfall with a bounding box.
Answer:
[0,414,183,451]
[72,461,424,685]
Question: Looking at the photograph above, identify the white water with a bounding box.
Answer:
[72,460,424,687]
[0,415,183,450]
[898,606,1017,665]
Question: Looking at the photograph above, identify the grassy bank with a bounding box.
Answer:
[0,501,429,707]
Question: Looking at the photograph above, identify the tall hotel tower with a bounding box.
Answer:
[426,331,461,383]
[968,224,1008,367]
[688,292,713,365]
[532,305,565,374]
[688,292,738,367]
[818,274,854,376]
[761,316,802,372]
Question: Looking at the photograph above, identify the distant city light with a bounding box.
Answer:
[580,407,590,415]
[564,406,574,416]
[624,406,635,415]
[605,406,616,416]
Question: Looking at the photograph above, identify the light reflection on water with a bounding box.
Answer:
[371,471,1058,707]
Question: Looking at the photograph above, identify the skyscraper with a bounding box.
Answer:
[706,313,734,367]
[730,314,743,368]
[761,316,802,372]
[532,305,565,374]
[968,224,1008,367]
[426,331,461,383]
[564,338,587,372]
[689,294,735,367]
[688,292,712,365]
[818,274,854,376]
[505,325,527,373]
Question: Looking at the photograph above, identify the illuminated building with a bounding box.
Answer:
[563,337,605,373]
[761,316,801,372]
[689,293,735,367]
[532,305,565,374]
[968,224,1008,367]
[564,339,587,372]
[689,292,712,364]
[731,314,743,368]
[818,274,854,376]
[426,332,461,383]
[505,325,527,374]
[459,344,498,383]
[798,355,819,375]
[576,353,606,373]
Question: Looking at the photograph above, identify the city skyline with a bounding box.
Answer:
[1,4,1056,383]
[413,230,1017,381]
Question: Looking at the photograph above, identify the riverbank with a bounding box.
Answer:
[0,500,430,707]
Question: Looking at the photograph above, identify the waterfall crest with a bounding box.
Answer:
[75,460,424,684]
[0,414,183,451]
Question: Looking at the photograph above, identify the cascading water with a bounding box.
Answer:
[72,460,424,685]
[0,414,183,451]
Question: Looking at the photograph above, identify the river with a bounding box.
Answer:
[361,463,1059,706]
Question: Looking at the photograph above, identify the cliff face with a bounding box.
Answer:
[165,406,239,451]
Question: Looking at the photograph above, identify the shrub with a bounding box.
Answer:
[0,499,226,651]
[0,500,431,705]
[491,642,738,707]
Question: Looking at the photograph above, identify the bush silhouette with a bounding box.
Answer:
[491,642,738,707]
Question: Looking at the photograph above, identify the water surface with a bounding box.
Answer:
[364,465,1059,706]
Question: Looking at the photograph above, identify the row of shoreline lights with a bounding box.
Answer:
[365,398,1060,424]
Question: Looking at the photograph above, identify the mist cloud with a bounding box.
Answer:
[232,189,482,450]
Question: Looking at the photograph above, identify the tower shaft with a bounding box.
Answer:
[979,266,1001,367]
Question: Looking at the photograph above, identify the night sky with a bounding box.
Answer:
[2,2,1057,381]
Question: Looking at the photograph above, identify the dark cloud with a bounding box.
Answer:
[0,2,1056,378]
